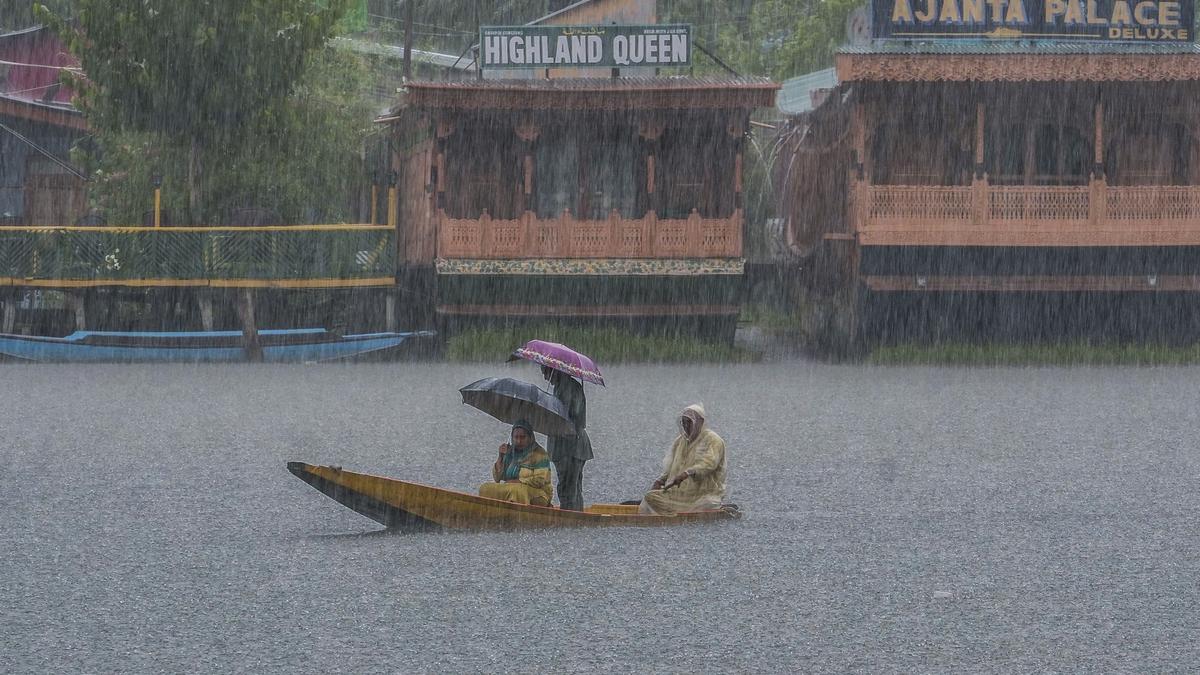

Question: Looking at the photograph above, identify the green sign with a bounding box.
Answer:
[480,24,692,70]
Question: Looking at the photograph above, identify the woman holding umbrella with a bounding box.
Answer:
[542,365,592,511]
[509,339,603,511]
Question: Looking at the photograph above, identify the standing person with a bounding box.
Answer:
[639,404,727,516]
[543,365,593,510]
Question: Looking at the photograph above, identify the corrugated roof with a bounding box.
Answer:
[777,67,837,115]
[406,76,777,92]
[841,40,1200,55]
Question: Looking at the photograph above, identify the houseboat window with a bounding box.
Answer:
[987,118,1088,186]
[868,104,971,186]
[535,127,580,218]
[657,125,734,218]
[583,130,637,219]
[1106,121,1191,186]
[444,126,522,219]
[535,125,639,219]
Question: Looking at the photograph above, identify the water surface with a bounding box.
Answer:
[3,362,1198,672]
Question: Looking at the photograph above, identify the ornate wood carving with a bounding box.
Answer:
[639,119,664,141]
[436,209,743,259]
[515,119,540,142]
[856,181,1200,246]
[836,53,1200,83]
[407,83,778,111]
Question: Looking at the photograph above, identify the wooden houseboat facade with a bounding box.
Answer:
[385,2,777,336]
[781,0,1200,341]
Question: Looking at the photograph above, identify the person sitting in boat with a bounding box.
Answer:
[479,420,554,506]
[639,404,727,516]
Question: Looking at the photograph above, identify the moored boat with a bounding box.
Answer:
[0,328,435,363]
[287,462,741,532]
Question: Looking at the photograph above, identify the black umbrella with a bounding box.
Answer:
[459,376,576,437]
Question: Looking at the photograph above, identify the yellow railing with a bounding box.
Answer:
[0,224,396,287]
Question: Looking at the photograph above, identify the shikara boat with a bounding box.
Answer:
[287,462,741,532]
[0,328,435,363]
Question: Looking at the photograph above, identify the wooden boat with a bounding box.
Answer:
[0,328,435,363]
[287,462,741,532]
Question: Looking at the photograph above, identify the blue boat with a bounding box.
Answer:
[0,328,436,363]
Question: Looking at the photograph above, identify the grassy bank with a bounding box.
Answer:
[446,326,757,363]
[870,342,1200,366]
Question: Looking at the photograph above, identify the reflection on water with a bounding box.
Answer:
[3,361,1199,671]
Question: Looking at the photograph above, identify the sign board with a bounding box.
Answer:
[872,0,1194,41]
[480,24,692,70]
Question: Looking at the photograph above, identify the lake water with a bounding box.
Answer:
[3,361,1198,672]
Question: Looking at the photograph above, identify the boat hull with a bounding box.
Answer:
[287,462,741,532]
[0,329,434,363]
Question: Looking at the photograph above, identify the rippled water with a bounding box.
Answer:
[4,361,1199,672]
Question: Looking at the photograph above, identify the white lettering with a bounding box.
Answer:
[613,35,629,64]
[670,34,687,62]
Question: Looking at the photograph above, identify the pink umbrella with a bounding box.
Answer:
[509,339,605,386]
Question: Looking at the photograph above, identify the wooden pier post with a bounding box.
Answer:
[1,293,15,333]
[66,291,87,331]
[385,289,397,332]
[197,290,215,331]
[236,288,262,362]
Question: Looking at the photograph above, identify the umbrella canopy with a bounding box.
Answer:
[459,376,576,437]
[509,339,605,386]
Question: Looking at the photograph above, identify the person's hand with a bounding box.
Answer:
[665,471,691,489]
[498,443,511,456]
[651,478,665,490]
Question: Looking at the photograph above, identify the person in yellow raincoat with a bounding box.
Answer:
[639,404,727,515]
[479,420,554,506]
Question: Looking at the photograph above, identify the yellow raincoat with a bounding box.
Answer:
[639,404,727,516]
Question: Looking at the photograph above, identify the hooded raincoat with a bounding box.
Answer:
[639,404,727,516]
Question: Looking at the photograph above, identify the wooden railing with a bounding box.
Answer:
[855,180,1200,246]
[437,209,742,259]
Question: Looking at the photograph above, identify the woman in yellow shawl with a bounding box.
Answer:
[479,420,554,506]
[639,404,727,515]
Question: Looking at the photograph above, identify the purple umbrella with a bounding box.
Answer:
[509,339,605,386]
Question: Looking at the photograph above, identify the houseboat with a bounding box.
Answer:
[779,0,1200,343]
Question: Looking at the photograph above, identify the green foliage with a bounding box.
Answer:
[74,47,377,225]
[662,0,860,79]
[40,0,353,222]
[870,342,1200,366]
[43,0,348,143]
[446,325,758,364]
[0,0,69,31]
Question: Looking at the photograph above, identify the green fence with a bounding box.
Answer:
[0,226,395,285]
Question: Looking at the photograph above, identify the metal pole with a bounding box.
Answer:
[403,0,414,81]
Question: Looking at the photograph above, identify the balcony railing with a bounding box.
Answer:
[855,180,1200,246]
[437,208,742,259]
[0,225,395,286]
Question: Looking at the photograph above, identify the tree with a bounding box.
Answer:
[74,46,377,226]
[40,0,352,223]
[0,0,69,31]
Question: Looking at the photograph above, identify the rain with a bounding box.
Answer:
[2,0,1199,672]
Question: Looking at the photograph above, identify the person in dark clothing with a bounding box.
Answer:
[543,366,593,510]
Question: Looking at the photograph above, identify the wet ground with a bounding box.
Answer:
[3,361,1198,672]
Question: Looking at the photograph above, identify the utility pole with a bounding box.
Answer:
[403,0,414,81]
